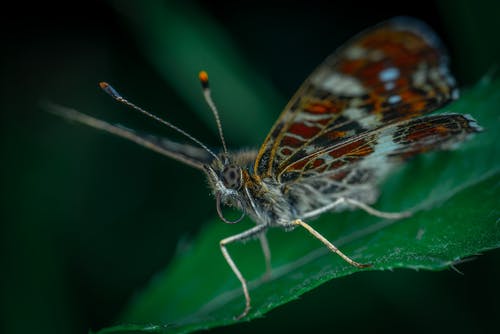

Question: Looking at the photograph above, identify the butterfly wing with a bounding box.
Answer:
[281,114,480,213]
[254,17,458,180]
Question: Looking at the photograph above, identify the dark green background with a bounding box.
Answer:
[1,1,499,333]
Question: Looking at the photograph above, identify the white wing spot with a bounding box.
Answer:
[316,73,366,96]
[357,125,401,179]
[379,67,400,82]
[388,95,402,104]
[344,46,366,59]
[343,107,380,128]
[412,64,427,87]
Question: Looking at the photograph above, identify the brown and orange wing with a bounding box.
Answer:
[279,114,480,218]
[254,17,458,180]
[279,113,481,185]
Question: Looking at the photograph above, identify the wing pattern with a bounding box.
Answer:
[281,114,481,216]
[254,17,459,184]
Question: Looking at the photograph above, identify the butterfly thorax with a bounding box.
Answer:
[243,172,298,228]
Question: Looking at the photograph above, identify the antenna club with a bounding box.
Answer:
[198,70,209,89]
[99,81,122,99]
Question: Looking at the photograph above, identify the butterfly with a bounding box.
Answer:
[49,17,481,319]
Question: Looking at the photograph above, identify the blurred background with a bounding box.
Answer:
[1,1,499,333]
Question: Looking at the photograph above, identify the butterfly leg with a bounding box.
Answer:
[343,198,412,219]
[258,233,272,280]
[220,224,268,320]
[292,219,371,268]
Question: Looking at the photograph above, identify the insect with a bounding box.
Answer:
[49,17,481,319]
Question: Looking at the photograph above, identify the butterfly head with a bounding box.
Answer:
[204,159,247,224]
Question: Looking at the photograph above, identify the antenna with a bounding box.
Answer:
[198,71,229,157]
[99,82,220,162]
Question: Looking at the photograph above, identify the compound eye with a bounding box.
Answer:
[222,165,242,190]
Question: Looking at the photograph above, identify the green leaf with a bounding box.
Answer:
[96,72,500,333]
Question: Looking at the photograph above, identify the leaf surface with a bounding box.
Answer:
[96,76,500,333]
